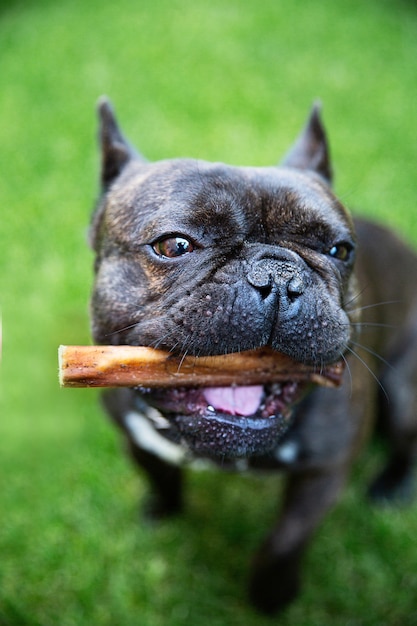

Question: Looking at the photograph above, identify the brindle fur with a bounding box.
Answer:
[89,99,417,614]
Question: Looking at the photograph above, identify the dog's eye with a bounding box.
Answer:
[152,236,195,258]
[328,242,353,262]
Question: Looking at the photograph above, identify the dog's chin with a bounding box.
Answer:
[135,381,310,458]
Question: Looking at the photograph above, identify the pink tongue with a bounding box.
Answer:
[203,385,264,417]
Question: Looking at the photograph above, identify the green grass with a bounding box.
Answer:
[1,0,417,624]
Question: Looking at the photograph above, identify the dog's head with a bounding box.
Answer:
[90,99,357,459]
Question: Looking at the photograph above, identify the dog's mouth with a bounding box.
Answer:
[135,379,311,458]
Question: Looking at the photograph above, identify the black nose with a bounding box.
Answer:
[247,258,306,308]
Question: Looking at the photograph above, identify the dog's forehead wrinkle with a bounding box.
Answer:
[103,158,353,251]
[251,168,352,233]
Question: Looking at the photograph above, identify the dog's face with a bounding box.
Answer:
[90,101,357,458]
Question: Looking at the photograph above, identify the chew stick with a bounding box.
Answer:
[58,345,344,389]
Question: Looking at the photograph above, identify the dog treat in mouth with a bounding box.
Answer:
[58,344,344,389]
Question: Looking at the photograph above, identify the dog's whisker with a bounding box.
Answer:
[348,322,398,330]
[345,345,389,402]
[150,332,182,351]
[349,340,396,372]
[104,322,141,337]
[151,337,172,350]
[344,285,369,308]
[176,349,190,373]
[340,352,353,398]
[347,300,402,315]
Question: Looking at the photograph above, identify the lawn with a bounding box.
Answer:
[1,0,417,624]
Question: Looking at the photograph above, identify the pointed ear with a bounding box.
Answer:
[281,103,333,184]
[97,97,144,189]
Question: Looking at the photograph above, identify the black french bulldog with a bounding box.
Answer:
[89,98,417,614]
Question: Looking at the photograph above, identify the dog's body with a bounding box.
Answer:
[89,100,417,614]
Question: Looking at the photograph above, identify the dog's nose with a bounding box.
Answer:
[247,259,305,306]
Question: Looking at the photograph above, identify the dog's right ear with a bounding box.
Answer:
[98,97,145,190]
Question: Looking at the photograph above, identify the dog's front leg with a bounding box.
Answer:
[101,389,184,519]
[248,467,346,614]
[127,440,184,520]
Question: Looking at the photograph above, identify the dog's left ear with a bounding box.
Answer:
[281,103,333,185]
[98,97,145,190]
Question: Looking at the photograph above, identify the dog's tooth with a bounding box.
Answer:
[207,405,216,413]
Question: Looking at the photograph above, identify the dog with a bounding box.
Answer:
[89,98,417,614]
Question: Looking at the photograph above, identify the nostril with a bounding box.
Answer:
[248,259,306,304]
[287,275,305,301]
[257,283,273,300]
[247,265,274,299]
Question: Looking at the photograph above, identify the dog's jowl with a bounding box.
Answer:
[89,99,417,614]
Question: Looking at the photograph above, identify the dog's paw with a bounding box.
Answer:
[248,554,301,615]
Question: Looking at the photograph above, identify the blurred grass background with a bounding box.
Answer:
[1,0,417,624]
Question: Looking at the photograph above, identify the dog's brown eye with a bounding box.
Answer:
[329,242,353,262]
[153,236,194,258]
